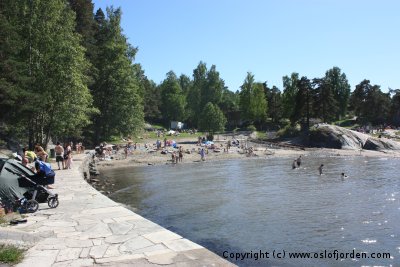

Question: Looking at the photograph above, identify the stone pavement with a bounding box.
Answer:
[3,154,235,267]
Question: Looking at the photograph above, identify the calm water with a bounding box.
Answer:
[100,156,400,267]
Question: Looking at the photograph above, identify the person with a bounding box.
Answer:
[179,149,183,162]
[124,145,128,159]
[54,142,64,170]
[171,152,176,163]
[296,155,302,168]
[35,144,48,162]
[64,144,72,169]
[292,159,297,169]
[341,173,348,179]
[200,148,205,161]
[318,164,324,175]
[23,147,37,163]
[30,161,54,189]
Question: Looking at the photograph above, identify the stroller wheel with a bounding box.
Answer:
[25,200,39,213]
[48,197,59,208]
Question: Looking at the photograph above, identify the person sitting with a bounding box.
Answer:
[23,147,37,163]
[34,145,48,162]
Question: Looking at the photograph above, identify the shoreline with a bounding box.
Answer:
[96,139,400,171]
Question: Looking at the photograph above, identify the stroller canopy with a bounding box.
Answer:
[0,158,34,204]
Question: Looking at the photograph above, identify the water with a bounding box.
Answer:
[100,156,400,267]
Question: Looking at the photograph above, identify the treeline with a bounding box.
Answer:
[146,65,400,132]
[1,1,399,149]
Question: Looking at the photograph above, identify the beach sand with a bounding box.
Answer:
[96,136,400,171]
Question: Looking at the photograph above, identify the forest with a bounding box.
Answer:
[1,0,400,148]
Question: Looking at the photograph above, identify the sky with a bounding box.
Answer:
[92,0,400,92]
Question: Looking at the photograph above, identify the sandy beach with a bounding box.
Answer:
[96,135,400,171]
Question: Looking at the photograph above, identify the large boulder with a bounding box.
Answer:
[309,124,400,151]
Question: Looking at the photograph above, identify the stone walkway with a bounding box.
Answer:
[2,154,235,266]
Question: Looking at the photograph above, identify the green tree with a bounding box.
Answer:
[389,89,400,126]
[239,73,267,126]
[324,67,351,120]
[198,102,227,133]
[291,76,312,129]
[282,72,299,119]
[160,71,186,125]
[312,78,337,123]
[186,62,206,127]
[91,7,143,142]
[350,80,390,125]
[0,0,95,147]
[263,83,283,123]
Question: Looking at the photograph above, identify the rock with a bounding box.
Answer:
[309,124,400,151]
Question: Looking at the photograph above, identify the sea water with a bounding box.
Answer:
[100,156,400,267]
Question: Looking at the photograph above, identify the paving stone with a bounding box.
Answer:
[102,218,115,224]
[80,206,128,215]
[94,253,144,264]
[92,239,103,246]
[119,236,155,253]
[80,247,90,258]
[113,214,143,222]
[57,232,82,238]
[42,221,77,227]
[146,251,178,265]
[17,249,59,267]
[104,233,138,244]
[65,239,93,248]
[143,230,182,244]
[56,248,82,262]
[81,223,113,239]
[52,258,94,267]
[103,244,121,258]
[131,244,168,254]
[163,239,203,252]
[89,244,109,259]
[108,222,133,235]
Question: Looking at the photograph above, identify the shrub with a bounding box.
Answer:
[0,245,24,264]
[277,124,301,138]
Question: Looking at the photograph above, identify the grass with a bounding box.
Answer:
[0,245,24,264]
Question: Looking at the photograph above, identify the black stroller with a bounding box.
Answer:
[5,167,59,213]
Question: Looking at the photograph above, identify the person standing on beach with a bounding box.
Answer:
[296,155,302,168]
[55,142,64,170]
[318,164,324,175]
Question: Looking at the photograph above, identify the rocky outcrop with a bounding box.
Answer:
[309,124,400,151]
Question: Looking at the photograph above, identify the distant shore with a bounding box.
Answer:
[96,136,400,171]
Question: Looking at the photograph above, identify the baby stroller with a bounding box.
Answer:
[5,167,59,213]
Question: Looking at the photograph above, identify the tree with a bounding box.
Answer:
[91,7,143,142]
[0,0,95,147]
[324,67,351,120]
[282,73,299,120]
[264,83,283,123]
[350,80,390,125]
[389,89,400,126]
[160,71,186,125]
[239,73,267,126]
[291,76,312,130]
[219,88,240,129]
[198,102,227,134]
[312,78,337,123]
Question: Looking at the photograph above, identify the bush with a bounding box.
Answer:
[277,124,301,138]
[246,125,257,132]
[0,245,24,264]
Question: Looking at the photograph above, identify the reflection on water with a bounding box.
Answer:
[100,156,400,267]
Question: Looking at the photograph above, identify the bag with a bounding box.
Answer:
[37,160,56,179]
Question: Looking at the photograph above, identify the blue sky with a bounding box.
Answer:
[92,0,400,92]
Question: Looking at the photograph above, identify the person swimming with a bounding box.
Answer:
[318,164,324,175]
[341,172,348,179]
[292,159,297,169]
